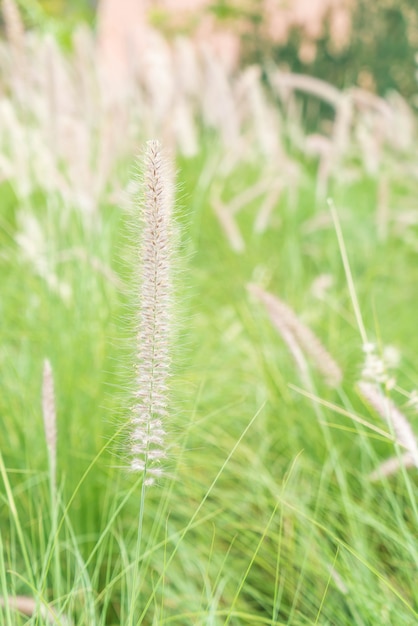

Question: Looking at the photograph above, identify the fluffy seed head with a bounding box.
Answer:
[130,140,174,485]
[249,284,342,387]
[358,381,418,467]
[42,359,57,482]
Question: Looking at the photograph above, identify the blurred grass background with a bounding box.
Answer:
[26,0,418,98]
[0,0,417,624]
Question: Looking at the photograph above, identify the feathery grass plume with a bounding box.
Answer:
[1,0,27,107]
[357,381,418,468]
[211,190,245,253]
[42,359,57,486]
[211,171,283,250]
[0,595,72,625]
[360,342,400,390]
[130,140,174,486]
[15,214,71,301]
[248,284,342,387]
[2,0,25,67]
[360,342,390,385]
[368,453,415,482]
[270,71,343,108]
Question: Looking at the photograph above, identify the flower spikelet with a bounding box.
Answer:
[131,140,174,485]
[358,381,418,468]
[248,284,342,387]
[2,0,24,57]
[368,453,415,482]
[42,359,57,483]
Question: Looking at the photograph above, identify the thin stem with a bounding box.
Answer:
[328,198,368,345]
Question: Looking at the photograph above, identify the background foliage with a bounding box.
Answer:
[28,0,418,98]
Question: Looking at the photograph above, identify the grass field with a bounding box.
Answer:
[1,10,418,625]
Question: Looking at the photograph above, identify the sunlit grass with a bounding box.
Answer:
[1,148,418,625]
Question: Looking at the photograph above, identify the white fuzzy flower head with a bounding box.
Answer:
[362,342,376,355]
[358,381,418,468]
[42,359,57,484]
[248,284,342,387]
[382,345,401,370]
[130,140,174,486]
[360,342,400,387]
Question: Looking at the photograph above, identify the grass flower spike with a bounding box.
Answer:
[42,358,57,487]
[249,284,342,387]
[357,381,418,468]
[130,140,174,485]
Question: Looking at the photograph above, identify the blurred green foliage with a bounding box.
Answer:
[38,0,95,19]
[227,0,418,98]
[11,0,94,46]
[14,0,94,33]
